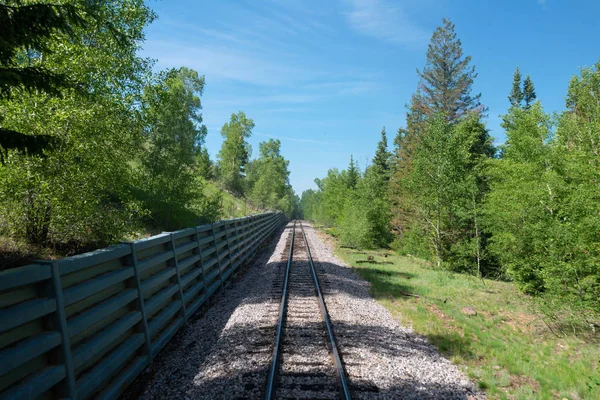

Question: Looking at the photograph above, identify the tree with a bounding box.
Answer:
[0,0,156,246]
[508,67,524,107]
[347,155,359,189]
[197,147,213,180]
[0,1,88,161]
[372,127,391,177]
[523,74,537,109]
[140,67,207,229]
[248,139,295,215]
[485,102,554,293]
[416,18,484,122]
[216,111,254,194]
[391,19,485,246]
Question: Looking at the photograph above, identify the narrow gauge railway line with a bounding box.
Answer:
[266,221,351,400]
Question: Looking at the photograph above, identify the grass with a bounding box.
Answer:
[203,179,263,218]
[316,229,600,400]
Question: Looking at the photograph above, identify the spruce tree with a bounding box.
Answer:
[523,75,537,109]
[417,18,484,122]
[372,127,390,176]
[508,67,524,107]
[347,155,359,189]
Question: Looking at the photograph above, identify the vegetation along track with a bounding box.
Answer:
[266,220,351,399]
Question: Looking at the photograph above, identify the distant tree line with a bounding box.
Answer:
[0,0,297,256]
[301,18,599,325]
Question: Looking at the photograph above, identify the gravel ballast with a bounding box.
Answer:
[123,221,482,399]
[302,223,482,399]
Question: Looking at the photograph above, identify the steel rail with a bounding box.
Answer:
[265,220,296,400]
[299,221,352,400]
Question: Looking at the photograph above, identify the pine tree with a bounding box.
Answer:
[508,67,524,107]
[372,127,390,176]
[347,155,359,189]
[417,18,484,122]
[523,75,537,109]
[0,1,88,161]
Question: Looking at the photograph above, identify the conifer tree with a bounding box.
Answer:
[523,75,537,109]
[416,18,484,122]
[347,155,359,189]
[372,127,391,177]
[508,67,524,107]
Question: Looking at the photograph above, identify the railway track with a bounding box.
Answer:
[266,221,351,400]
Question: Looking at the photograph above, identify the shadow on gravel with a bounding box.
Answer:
[122,224,476,400]
[121,226,289,400]
[150,317,476,399]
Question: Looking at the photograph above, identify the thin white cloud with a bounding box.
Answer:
[144,40,307,86]
[344,0,428,46]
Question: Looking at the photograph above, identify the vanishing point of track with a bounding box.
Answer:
[266,221,351,400]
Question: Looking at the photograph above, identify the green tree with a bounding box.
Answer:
[0,1,88,160]
[0,0,155,246]
[216,111,254,194]
[347,154,359,189]
[392,19,485,246]
[403,113,493,269]
[417,18,484,122]
[523,74,536,109]
[485,102,554,293]
[508,67,524,108]
[139,67,207,229]
[372,127,391,178]
[248,139,295,215]
[196,147,213,180]
[485,64,600,323]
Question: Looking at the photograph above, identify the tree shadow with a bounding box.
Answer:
[122,223,479,399]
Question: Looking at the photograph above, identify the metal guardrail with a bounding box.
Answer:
[0,212,286,400]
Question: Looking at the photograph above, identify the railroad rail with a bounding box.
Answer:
[266,221,351,400]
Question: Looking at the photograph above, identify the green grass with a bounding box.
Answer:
[318,231,600,400]
[202,179,262,218]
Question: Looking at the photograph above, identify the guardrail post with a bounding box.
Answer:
[234,219,242,271]
[48,261,77,399]
[224,220,235,276]
[194,227,208,302]
[169,234,187,318]
[211,222,224,288]
[128,243,153,363]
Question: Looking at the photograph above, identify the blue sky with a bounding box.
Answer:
[141,0,600,195]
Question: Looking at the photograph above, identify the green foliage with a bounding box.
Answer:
[302,136,392,249]
[196,147,214,180]
[247,139,296,217]
[0,1,87,159]
[484,65,600,320]
[508,67,524,107]
[347,155,358,189]
[216,111,254,195]
[332,242,600,400]
[372,127,391,177]
[417,18,484,121]
[523,74,537,109]
[138,67,208,230]
[0,0,155,247]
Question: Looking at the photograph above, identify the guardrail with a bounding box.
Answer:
[0,212,286,399]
